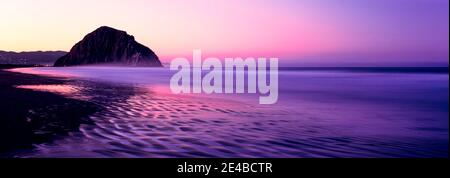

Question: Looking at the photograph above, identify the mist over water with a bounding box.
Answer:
[10,67,449,157]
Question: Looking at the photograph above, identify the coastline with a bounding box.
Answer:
[1,65,448,158]
[0,66,99,157]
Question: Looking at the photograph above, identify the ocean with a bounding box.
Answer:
[8,67,449,158]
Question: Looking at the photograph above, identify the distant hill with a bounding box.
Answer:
[0,51,67,66]
[54,26,162,67]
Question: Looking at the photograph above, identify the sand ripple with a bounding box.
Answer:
[18,80,448,158]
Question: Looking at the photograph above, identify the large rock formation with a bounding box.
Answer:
[54,26,162,67]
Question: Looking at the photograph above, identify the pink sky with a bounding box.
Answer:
[0,0,448,66]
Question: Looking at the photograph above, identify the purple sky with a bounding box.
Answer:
[0,0,448,66]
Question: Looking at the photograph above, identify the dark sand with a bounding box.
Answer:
[0,65,99,156]
[1,66,448,158]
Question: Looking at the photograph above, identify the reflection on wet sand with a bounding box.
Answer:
[17,78,448,158]
[9,67,448,158]
[16,85,82,96]
[19,81,295,157]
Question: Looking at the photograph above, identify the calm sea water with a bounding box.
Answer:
[10,67,449,158]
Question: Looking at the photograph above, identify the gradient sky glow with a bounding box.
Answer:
[0,0,448,66]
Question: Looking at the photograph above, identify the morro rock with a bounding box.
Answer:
[54,26,162,67]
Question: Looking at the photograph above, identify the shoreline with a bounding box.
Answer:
[1,65,448,158]
[0,66,99,157]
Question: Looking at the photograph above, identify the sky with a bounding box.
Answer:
[0,0,448,66]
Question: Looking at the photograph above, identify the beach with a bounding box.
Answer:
[1,66,448,158]
[0,66,99,156]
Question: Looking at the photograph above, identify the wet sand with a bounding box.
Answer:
[2,66,448,158]
[0,66,99,156]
